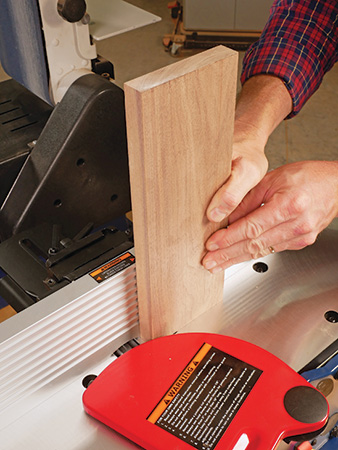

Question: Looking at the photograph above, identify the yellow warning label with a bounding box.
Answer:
[147,343,212,424]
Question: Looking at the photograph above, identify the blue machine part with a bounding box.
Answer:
[0,0,51,104]
[0,269,7,308]
[310,417,338,449]
[321,434,338,449]
[297,353,338,450]
[302,354,338,385]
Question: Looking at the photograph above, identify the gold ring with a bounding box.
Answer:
[268,246,275,254]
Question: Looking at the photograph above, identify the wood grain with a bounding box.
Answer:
[125,46,237,341]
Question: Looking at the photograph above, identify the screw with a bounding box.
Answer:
[81,12,91,25]
[330,426,338,438]
[82,374,97,388]
[45,278,56,287]
[27,140,37,150]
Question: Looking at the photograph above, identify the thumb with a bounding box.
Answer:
[207,155,268,222]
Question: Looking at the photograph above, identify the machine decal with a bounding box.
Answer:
[148,343,262,450]
[90,252,135,282]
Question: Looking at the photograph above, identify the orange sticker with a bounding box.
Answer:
[90,252,135,282]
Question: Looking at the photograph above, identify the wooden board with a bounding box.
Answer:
[124,46,237,341]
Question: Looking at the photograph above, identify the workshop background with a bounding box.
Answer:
[0,0,337,323]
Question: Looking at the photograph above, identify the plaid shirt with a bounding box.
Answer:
[241,0,338,117]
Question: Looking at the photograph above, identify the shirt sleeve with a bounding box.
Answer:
[241,0,338,117]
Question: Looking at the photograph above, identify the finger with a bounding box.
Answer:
[206,211,315,255]
[203,232,318,273]
[207,157,267,223]
[206,195,289,251]
[269,232,318,252]
[203,224,317,267]
[228,180,269,225]
[203,238,271,271]
[203,252,259,273]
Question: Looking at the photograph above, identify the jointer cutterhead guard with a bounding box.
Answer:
[83,333,328,450]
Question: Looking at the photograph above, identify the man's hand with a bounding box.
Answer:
[207,74,292,221]
[207,138,268,223]
[203,161,338,273]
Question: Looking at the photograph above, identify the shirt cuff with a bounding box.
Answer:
[241,38,326,118]
[240,0,338,119]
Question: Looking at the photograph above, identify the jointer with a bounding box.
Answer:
[1,229,338,449]
[0,2,337,449]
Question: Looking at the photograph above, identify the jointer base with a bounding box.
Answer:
[1,222,338,449]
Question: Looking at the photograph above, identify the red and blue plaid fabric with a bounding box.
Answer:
[241,0,338,117]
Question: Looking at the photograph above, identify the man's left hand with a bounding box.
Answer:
[203,160,338,273]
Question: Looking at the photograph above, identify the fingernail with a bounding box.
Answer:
[211,266,223,274]
[209,208,226,222]
[204,260,217,270]
[207,243,219,251]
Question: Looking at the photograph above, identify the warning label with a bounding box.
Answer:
[148,343,262,450]
[89,252,135,283]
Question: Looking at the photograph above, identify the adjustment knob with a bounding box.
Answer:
[57,0,87,23]
[284,386,328,424]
